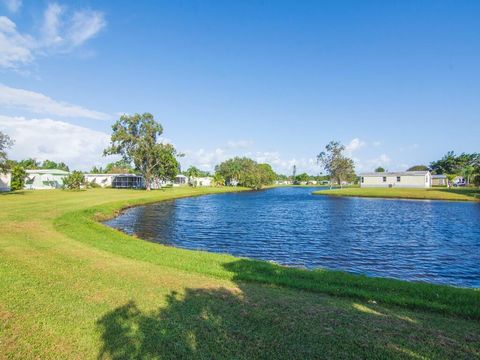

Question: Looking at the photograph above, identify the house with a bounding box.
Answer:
[84,173,116,187]
[85,173,145,189]
[111,174,144,189]
[174,174,187,186]
[24,169,69,190]
[0,172,11,192]
[431,174,448,186]
[190,176,213,187]
[359,171,431,188]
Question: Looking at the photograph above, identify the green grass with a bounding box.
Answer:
[1,188,479,359]
[313,186,480,201]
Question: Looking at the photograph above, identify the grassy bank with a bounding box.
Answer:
[313,187,480,201]
[1,188,479,359]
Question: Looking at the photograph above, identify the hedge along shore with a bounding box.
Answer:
[1,187,480,359]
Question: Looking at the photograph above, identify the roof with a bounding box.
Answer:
[431,174,447,179]
[26,169,69,175]
[359,171,430,177]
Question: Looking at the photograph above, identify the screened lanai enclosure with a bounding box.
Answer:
[111,175,145,189]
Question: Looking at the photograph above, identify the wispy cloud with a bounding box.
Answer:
[227,139,253,149]
[0,115,114,170]
[345,137,366,155]
[0,2,106,70]
[0,83,111,120]
[2,0,22,13]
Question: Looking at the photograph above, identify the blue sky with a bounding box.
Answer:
[0,0,479,174]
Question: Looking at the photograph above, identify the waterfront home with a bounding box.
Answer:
[190,176,213,187]
[0,172,11,192]
[174,174,187,186]
[85,173,145,189]
[432,174,448,186]
[85,173,116,187]
[360,171,432,188]
[24,169,69,190]
[111,174,144,189]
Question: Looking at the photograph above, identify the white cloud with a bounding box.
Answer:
[2,0,22,13]
[356,153,391,172]
[181,146,319,175]
[0,83,111,120]
[0,16,34,68]
[227,139,253,149]
[345,138,366,155]
[0,115,114,170]
[0,3,106,70]
[373,141,382,147]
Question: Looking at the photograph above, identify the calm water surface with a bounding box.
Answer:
[105,187,480,287]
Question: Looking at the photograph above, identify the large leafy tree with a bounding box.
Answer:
[317,141,355,188]
[41,159,69,172]
[430,151,480,175]
[215,157,275,189]
[0,131,13,172]
[374,167,385,173]
[104,113,180,190]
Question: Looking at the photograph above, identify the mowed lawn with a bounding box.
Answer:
[1,188,479,359]
[313,187,480,201]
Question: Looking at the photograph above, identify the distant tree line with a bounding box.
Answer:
[214,157,276,189]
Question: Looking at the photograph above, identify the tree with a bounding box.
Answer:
[461,165,475,185]
[212,173,225,187]
[374,167,385,173]
[215,157,272,189]
[104,113,181,190]
[18,158,40,169]
[0,131,13,172]
[155,143,181,182]
[185,166,201,186]
[295,173,310,183]
[430,152,480,175]
[104,160,134,174]
[63,171,85,190]
[258,163,276,185]
[317,141,356,188]
[10,165,26,191]
[41,160,69,172]
[407,165,429,171]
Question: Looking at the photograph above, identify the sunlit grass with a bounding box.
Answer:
[1,187,479,359]
[313,187,480,201]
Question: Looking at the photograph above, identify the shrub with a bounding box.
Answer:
[63,171,85,190]
[10,165,26,191]
[473,174,480,187]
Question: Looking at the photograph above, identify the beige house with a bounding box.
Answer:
[0,172,11,192]
[360,171,431,188]
[431,174,448,186]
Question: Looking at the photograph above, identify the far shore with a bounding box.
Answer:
[312,187,480,202]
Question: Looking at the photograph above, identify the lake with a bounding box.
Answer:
[105,187,480,288]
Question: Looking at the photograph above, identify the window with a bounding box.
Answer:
[382,177,387,182]
[397,176,401,182]
[361,177,364,183]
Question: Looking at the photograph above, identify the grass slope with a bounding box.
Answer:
[313,187,480,201]
[1,188,479,359]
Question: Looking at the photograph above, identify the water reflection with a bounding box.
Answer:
[105,187,480,288]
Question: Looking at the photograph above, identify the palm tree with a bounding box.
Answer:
[185,166,201,186]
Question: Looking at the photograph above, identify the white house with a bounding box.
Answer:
[431,174,448,186]
[359,171,431,188]
[173,174,187,186]
[24,169,69,190]
[190,176,213,187]
[85,173,116,187]
[84,173,145,189]
[0,172,11,192]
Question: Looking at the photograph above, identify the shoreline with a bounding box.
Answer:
[312,187,480,202]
